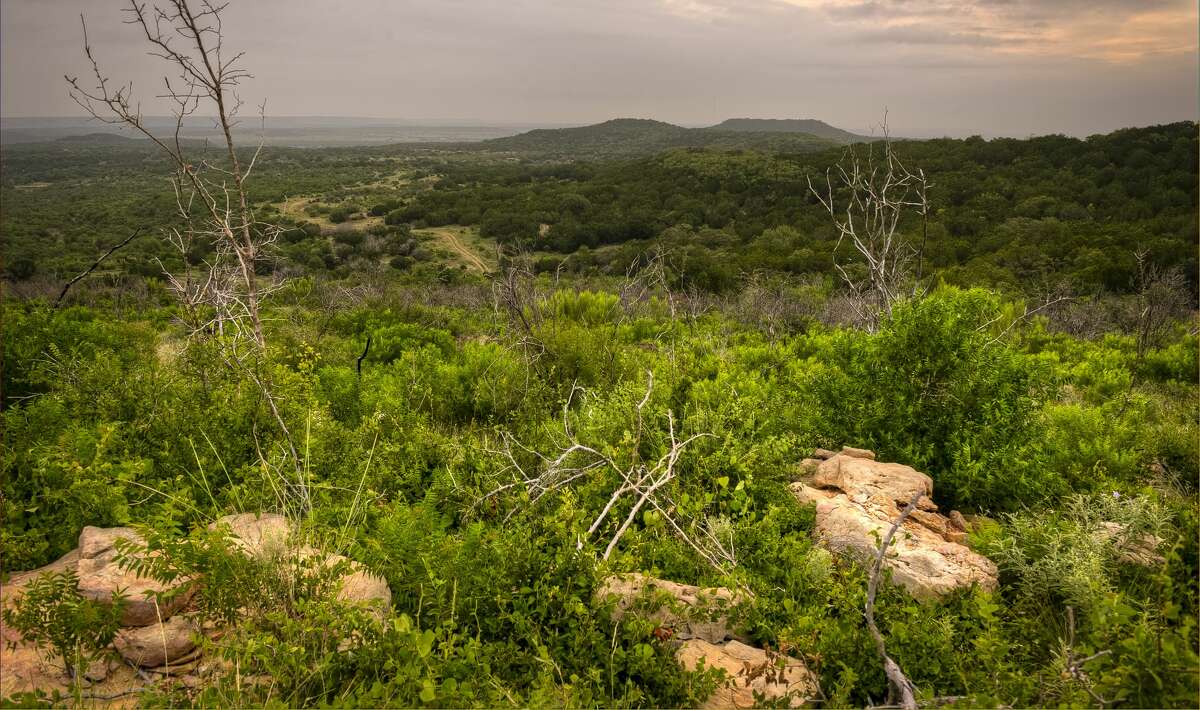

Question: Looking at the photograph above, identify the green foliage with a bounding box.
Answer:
[985,492,1172,614]
[1,571,124,679]
[808,288,1053,509]
[1,120,1196,706]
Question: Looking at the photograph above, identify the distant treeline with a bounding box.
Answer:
[2,122,1196,297]
[398,122,1198,294]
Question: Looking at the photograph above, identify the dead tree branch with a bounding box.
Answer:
[67,0,307,511]
[54,228,143,307]
[478,372,727,569]
[1062,606,1112,707]
[865,489,924,710]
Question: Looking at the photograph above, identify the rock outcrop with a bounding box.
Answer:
[113,615,198,668]
[792,447,998,600]
[597,573,819,708]
[1,514,393,698]
[208,512,291,560]
[206,513,393,619]
[75,526,195,627]
[1095,521,1166,566]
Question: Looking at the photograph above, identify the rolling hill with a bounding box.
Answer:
[708,118,868,144]
[482,117,856,158]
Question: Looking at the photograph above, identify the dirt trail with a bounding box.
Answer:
[431,229,490,273]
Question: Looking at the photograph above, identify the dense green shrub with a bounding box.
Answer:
[807,288,1053,510]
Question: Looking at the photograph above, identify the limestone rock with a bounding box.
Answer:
[329,554,393,619]
[208,513,291,560]
[677,639,819,709]
[595,573,747,644]
[792,451,998,601]
[1095,521,1165,566]
[113,615,198,667]
[82,656,112,683]
[839,446,876,460]
[75,526,194,627]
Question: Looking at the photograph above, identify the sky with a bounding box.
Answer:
[1,0,1196,138]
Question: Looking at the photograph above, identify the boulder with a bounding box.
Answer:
[791,451,998,601]
[677,639,819,709]
[113,615,198,667]
[208,513,291,560]
[75,526,195,627]
[595,573,747,644]
[328,553,393,619]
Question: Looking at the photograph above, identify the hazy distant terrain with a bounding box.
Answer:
[0,116,562,147]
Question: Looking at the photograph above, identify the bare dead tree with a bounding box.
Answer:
[1131,250,1190,366]
[477,373,730,569]
[865,489,923,710]
[492,251,548,360]
[66,0,275,348]
[808,118,930,331]
[66,0,308,511]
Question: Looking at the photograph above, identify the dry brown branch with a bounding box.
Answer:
[865,489,924,710]
[67,0,272,348]
[67,0,306,510]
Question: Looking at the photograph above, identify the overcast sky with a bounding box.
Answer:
[2,0,1196,137]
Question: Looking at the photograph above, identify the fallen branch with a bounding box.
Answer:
[865,489,924,710]
[54,228,142,307]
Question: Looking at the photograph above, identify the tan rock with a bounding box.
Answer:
[797,458,824,476]
[677,639,819,709]
[208,513,291,561]
[1094,521,1165,566]
[332,556,392,619]
[75,527,194,627]
[839,446,876,460]
[595,573,747,644]
[794,453,998,601]
[789,482,836,506]
[113,615,198,667]
[82,656,113,683]
[812,448,838,460]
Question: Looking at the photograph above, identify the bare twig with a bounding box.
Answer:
[478,372,721,568]
[1062,606,1112,706]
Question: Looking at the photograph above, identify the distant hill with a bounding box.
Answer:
[483,118,844,157]
[709,118,867,144]
[56,133,141,144]
[482,119,690,156]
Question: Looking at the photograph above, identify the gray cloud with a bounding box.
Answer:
[0,0,1195,138]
